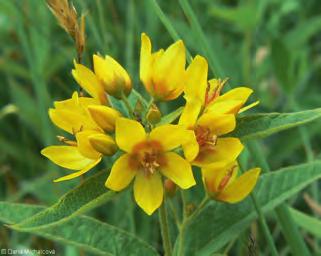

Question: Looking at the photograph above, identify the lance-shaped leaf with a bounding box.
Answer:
[12,170,116,230]
[230,108,321,140]
[290,208,321,239]
[174,161,321,256]
[0,202,159,256]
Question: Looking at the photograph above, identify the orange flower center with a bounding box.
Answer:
[195,126,218,149]
[131,140,165,176]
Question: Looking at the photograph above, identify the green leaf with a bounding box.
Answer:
[12,170,116,230]
[174,161,321,256]
[0,202,159,256]
[290,208,321,239]
[230,108,321,141]
[157,107,183,126]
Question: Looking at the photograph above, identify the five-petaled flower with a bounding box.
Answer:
[105,118,196,215]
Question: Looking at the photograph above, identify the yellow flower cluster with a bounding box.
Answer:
[42,33,260,215]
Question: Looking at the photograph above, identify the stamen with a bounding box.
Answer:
[57,135,77,146]
[195,126,218,148]
[141,151,160,175]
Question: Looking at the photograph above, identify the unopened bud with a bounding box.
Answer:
[93,54,132,99]
[164,179,177,197]
[146,104,161,124]
[87,105,121,132]
[89,134,118,156]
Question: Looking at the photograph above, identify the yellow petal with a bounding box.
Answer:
[194,137,243,167]
[152,40,186,100]
[54,92,99,110]
[149,124,186,151]
[89,133,118,156]
[201,162,227,194]
[161,152,195,189]
[49,108,99,134]
[72,61,107,104]
[87,105,121,132]
[54,158,101,182]
[197,113,236,136]
[75,130,101,159]
[184,55,208,103]
[202,161,237,193]
[134,171,163,215]
[140,33,152,89]
[182,130,199,161]
[217,168,261,203]
[205,100,244,115]
[105,154,137,191]
[206,87,253,114]
[217,87,253,103]
[41,145,94,170]
[179,100,202,128]
[115,118,146,152]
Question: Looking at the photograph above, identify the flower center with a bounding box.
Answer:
[141,151,160,175]
[195,126,218,148]
[132,140,165,176]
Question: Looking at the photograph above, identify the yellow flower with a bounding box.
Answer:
[93,54,132,99]
[140,33,186,101]
[179,55,258,165]
[72,61,108,104]
[42,92,118,181]
[105,118,196,215]
[202,162,261,203]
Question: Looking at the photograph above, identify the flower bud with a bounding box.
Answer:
[164,179,177,197]
[93,54,132,99]
[87,105,121,132]
[88,134,118,156]
[146,104,161,124]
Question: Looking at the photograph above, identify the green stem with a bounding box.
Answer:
[187,196,209,220]
[159,202,172,256]
[247,140,311,256]
[148,0,192,61]
[180,190,187,220]
[121,93,134,118]
[168,199,181,228]
[238,161,279,256]
[125,0,135,75]
[178,0,225,78]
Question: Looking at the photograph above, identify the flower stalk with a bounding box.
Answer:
[159,201,172,256]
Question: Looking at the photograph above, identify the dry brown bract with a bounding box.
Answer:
[46,0,85,61]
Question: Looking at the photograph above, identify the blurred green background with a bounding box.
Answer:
[1,0,321,255]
